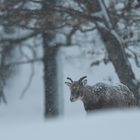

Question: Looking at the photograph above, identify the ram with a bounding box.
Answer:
[65,76,136,112]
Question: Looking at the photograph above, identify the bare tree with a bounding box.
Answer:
[94,0,140,104]
[0,0,63,118]
[53,0,140,105]
[1,0,140,119]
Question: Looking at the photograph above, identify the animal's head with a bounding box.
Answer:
[65,76,87,102]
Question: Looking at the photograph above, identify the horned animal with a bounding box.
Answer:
[65,76,136,112]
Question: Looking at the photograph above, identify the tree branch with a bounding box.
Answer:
[20,63,35,99]
[5,58,42,67]
[0,32,39,44]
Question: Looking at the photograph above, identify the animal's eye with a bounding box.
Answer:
[73,86,76,89]
[73,86,79,90]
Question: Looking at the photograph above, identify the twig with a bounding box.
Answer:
[0,32,38,44]
[79,26,96,33]
[127,47,140,67]
[0,90,7,104]
[19,63,35,99]
[19,46,31,60]
[5,58,42,67]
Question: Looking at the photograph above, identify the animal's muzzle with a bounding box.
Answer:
[70,97,75,102]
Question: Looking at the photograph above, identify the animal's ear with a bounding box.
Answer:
[65,82,71,87]
[82,79,87,86]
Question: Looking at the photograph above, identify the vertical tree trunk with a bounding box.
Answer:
[41,0,60,118]
[42,33,59,118]
[97,27,140,104]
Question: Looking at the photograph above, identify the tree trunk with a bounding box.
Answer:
[97,27,140,104]
[41,0,60,118]
[42,33,59,118]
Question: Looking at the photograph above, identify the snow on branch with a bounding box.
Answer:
[98,0,113,29]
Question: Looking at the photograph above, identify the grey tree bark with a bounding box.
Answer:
[42,0,60,118]
[42,33,59,118]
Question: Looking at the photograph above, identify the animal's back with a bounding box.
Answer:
[85,82,136,110]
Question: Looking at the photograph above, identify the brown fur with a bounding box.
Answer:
[65,76,136,113]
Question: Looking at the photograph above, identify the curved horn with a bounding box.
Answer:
[79,76,87,83]
[67,77,73,83]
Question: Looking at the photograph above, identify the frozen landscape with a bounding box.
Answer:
[0,47,140,140]
[0,0,140,140]
[0,46,121,120]
[0,109,140,140]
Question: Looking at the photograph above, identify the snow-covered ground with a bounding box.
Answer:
[0,109,140,140]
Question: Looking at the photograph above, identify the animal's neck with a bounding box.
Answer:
[80,86,98,111]
[81,86,92,102]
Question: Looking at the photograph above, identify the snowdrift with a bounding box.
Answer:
[0,109,140,140]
